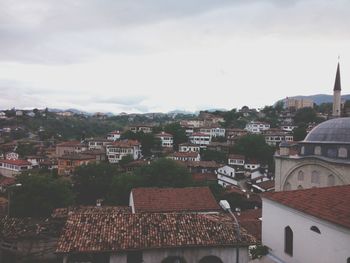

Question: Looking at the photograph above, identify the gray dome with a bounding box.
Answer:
[304,117,350,143]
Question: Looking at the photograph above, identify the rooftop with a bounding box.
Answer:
[56,212,256,253]
[131,187,220,213]
[0,159,31,166]
[304,118,350,144]
[263,185,350,229]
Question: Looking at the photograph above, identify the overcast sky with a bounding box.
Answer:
[1,0,350,114]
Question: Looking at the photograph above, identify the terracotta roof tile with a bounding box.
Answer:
[131,187,220,213]
[263,185,350,229]
[56,212,256,253]
[0,159,31,166]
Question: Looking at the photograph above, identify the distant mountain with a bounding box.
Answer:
[281,94,350,105]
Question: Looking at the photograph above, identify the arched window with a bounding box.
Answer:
[199,256,223,263]
[310,226,321,234]
[297,185,303,190]
[311,171,320,184]
[300,146,305,155]
[284,182,292,191]
[328,174,335,186]
[314,146,321,155]
[284,226,293,256]
[162,256,186,263]
[297,171,304,181]
[338,147,348,158]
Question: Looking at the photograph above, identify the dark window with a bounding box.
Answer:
[285,226,293,256]
[347,257,350,263]
[127,251,142,263]
[310,226,321,234]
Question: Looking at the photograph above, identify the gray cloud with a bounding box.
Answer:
[3,0,348,64]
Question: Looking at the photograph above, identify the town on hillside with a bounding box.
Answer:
[0,63,349,263]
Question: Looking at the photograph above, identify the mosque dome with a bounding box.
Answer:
[304,118,350,144]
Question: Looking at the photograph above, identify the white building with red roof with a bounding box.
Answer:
[189,132,211,147]
[106,140,142,163]
[0,159,32,177]
[155,131,173,148]
[262,185,350,263]
[168,151,200,162]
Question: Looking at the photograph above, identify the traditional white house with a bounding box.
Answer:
[179,143,200,153]
[190,132,211,147]
[210,127,226,138]
[107,130,121,141]
[128,125,153,134]
[0,112,7,119]
[0,159,32,177]
[245,121,270,134]
[244,160,260,171]
[106,140,142,164]
[228,154,245,167]
[280,125,296,132]
[263,129,294,147]
[155,132,173,148]
[87,138,111,150]
[168,151,200,162]
[262,185,350,263]
[216,165,238,187]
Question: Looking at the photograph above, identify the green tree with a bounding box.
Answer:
[293,126,307,141]
[107,158,194,205]
[233,134,274,167]
[201,149,227,164]
[135,158,192,187]
[294,107,318,125]
[11,173,74,217]
[16,143,37,157]
[72,163,119,205]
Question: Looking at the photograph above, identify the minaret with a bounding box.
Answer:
[332,62,341,117]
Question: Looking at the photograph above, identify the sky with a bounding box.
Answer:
[1,0,350,114]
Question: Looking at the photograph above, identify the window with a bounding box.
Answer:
[311,171,320,184]
[297,185,303,189]
[314,146,321,155]
[328,174,335,186]
[338,147,348,158]
[297,171,304,181]
[327,148,337,158]
[300,146,305,155]
[310,226,321,234]
[284,226,293,256]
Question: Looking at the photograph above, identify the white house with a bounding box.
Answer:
[262,185,350,263]
[244,160,260,171]
[155,132,173,148]
[107,130,121,141]
[216,165,238,187]
[263,129,294,147]
[245,121,270,134]
[106,140,142,164]
[210,127,226,138]
[179,143,200,153]
[280,125,296,132]
[0,159,32,177]
[0,112,7,119]
[168,151,200,162]
[228,154,245,167]
[87,138,111,150]
[190,132,211,147]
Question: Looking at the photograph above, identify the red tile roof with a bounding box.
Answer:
[56,212,256,253]
[131,187,220,213]
[0,176,16,187]
[185,161,220,169]
[237,209,262,241]
[263,185,350,229]
[228,154,245,160]
[109,139,141,148]
[191,132,210,136]
[192,173,217,182]
[0,159,31,166]
[51,206,131,219]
